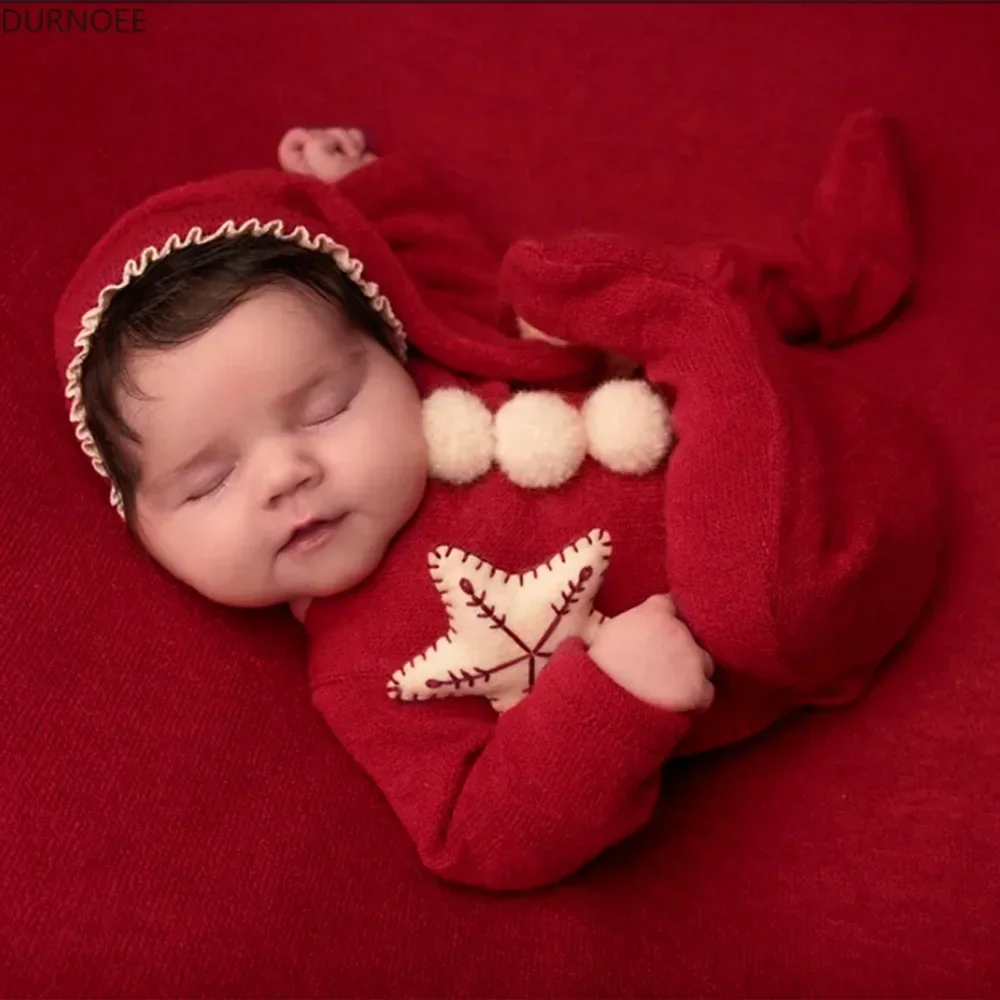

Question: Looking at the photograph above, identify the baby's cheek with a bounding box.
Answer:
[159,509,266,606]
[202,513,271,600]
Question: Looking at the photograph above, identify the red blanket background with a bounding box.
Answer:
[1,4,998,996]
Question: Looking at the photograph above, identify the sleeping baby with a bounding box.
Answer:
[53,112,943,891]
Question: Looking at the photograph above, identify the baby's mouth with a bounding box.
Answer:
[280,515,347,555]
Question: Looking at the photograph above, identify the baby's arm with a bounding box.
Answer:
[310,618,708,892]
[278,126,503,332]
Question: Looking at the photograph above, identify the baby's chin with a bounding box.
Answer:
[282,507,422,609]
[273,521,394,606]
[188,505,421,610]
[154,543,385,612]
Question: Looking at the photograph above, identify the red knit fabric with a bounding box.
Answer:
[44,85,950,923]
[4,4,999,996]
[303,115,941,889]
[499,232,942,699]
[51,107,941,894]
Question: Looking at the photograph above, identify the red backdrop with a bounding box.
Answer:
[1,4,998,996]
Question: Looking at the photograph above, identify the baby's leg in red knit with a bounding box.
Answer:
[664,111,916,347]
[501,150,938,701]
[504,234,943,700]
[760,109,917,345]
[500,110,938,701]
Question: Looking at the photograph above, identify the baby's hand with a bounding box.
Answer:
[589,594,715,713]
[277,127,377,183]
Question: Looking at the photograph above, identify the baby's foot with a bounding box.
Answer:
[792,110,915,344]
[277,126,377,183]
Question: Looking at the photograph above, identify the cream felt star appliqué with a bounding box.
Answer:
[388,529,612,714]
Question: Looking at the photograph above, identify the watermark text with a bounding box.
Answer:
[2,6,146,34]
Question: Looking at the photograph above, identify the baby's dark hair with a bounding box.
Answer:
[80,233,392,524]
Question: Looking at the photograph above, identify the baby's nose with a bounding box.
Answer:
[265,453,323,507]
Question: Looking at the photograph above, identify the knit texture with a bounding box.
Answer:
[3,4,998,995]
[303,111,942,890]
[48,107,942,893]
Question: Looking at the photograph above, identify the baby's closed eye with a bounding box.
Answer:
[185,468,233,502]
[301,397,350,426]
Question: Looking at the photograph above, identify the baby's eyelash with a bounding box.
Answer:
[304,401,350,426]
[186,472,231,503]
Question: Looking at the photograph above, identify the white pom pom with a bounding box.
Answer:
[494,391,587,489]
[582,380,673,475]
[422,388,495,484]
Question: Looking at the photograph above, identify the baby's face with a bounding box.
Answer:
[122,284,428,607]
